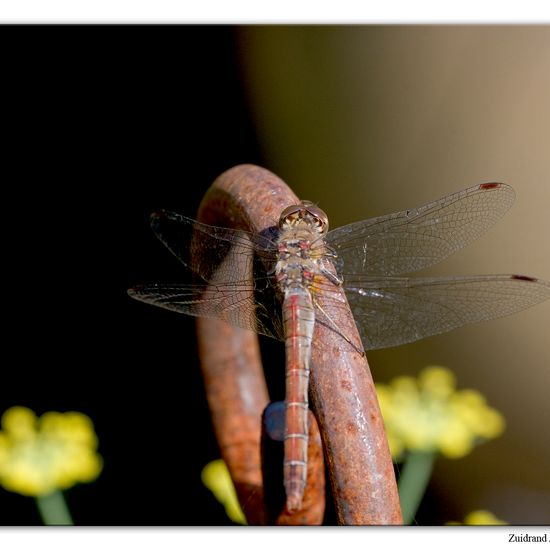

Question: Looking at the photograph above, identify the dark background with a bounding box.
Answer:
[1,25,270,525]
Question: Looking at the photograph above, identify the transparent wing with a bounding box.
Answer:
[129,210,283,338]
[128,282,285,340]
[343,274,550,350]
[150,209,277,282]
[326,183,515,277]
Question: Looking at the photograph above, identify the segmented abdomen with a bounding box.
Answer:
[283,286,315,512]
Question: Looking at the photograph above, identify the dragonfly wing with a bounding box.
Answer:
[129,283,285,340]
[150,209,277,282]
[326,183,515,277]
[130,210,283,336]
[343,274,550,350]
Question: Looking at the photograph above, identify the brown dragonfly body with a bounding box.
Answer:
[274,201,340,512]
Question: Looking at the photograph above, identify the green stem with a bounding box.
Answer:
[35,490,74,525]
[398,451,435,525]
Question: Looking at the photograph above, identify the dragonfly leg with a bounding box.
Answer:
[312,295,365,356]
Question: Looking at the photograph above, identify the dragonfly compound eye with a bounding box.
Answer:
[279,202,329,234]
[279,204,304,228]
[303,204,329,234]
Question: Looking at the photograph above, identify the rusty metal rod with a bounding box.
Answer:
[195,164,402,525]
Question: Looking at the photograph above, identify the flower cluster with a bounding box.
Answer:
[376,366,505,461]
[0,406,103,497]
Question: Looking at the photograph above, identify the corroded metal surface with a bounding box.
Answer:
[196,317,268,525]
[195,164,402,525]
[309,320,402,524]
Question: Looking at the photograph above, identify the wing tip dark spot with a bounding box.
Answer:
[479,182,503,190]
[511,274,538,282]
[150,210,167,226]
[127,285,141,297]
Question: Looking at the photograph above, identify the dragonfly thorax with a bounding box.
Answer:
[275,202,341,294]
[275,233,324,292]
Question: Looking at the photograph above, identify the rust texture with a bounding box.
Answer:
[308,299,402,524]
[195,164,402,525]
[196,318,268,525]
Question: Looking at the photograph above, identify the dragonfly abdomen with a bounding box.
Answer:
[283,286,315,513]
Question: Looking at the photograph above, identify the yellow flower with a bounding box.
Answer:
[0,406,103,497]
[376,366,505,461]
[201,459,246,525]
[447,509,507,525]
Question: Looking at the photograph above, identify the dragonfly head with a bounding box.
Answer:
[279,200,329,235]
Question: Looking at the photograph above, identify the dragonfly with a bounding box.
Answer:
[129,182,550,513]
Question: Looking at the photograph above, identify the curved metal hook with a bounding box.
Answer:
[195,164,402,525]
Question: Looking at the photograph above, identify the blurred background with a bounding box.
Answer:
[1,25,549,525]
